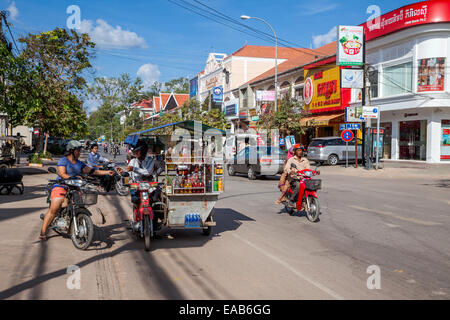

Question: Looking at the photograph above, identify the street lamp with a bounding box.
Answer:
[241,15,278,113]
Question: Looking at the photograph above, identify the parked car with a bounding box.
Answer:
[227,146,286,180]
[307,137,362,166]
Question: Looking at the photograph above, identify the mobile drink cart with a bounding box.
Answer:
[124,120,226,236]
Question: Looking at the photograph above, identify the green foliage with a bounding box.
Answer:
[1,28,93,148]
[257,94,305,136]
[27,154,43,164]
[164,77,189,94]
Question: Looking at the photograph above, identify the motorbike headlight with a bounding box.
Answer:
[66,179,84,187]
[141,192,149,200]
[138,182,150,190]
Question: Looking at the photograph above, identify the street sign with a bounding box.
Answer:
[340,123,361,130]
[362,106,379,119]
[33,128,39,135]
[345,106,363,122]
[341,130,354,142]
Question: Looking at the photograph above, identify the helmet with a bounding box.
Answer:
[66,140,82,152]
[131,140,148,153]
[293,143,305,152]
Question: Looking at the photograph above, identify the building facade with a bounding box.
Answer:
[350,0,450,163]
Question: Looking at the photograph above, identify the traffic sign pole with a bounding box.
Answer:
[355,130,358,168]
[346,141,348,168]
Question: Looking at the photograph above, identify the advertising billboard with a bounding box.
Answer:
[256,90,275,102]
[303,66,342,113]
[189,77,198,98]
[341,69,364,88]
[337,26,364,66]
[417,58,445,92]
[212,86,223,103]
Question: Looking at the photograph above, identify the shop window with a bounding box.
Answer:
[399,120,427,161]
[382,62,412,97]
[441,120,450,161]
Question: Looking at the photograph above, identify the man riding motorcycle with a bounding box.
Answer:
[127,140,164,183]
[39,140,115,241]
[276,144,310,205]
[87,143,109,168]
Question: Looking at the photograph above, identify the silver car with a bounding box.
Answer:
[307,137,362,166]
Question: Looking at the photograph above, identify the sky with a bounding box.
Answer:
[1,0,418,111]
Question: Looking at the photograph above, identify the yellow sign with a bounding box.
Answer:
[304,65,341,112]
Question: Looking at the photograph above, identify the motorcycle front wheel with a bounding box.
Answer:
[305,196,320,222]
[143,215,151,251]
[70,211,94,250]
[115,180,130,196]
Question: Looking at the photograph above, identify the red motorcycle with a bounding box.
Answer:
[129,181,165,251]
[282,164,321,222]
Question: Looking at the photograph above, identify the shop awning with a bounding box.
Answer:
[300,113,344,127]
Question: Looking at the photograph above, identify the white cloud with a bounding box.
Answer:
[7,1,19,21]
[80,19,147,49]
[312,26,337,48]
[137,63,161,90]
[299,3,339,16]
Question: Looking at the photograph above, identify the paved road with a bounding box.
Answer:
[0,153,449,299]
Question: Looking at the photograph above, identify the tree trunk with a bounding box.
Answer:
[36,133,44,153]
[43,134,48,155]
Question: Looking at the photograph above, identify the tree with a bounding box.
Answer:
[164,77,189,93]
[257,92,305,138]
[3,28,94,151]
[87,73,144,142]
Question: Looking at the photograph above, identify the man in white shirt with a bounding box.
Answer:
[127,140,163,182]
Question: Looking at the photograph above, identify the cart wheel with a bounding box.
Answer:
[202,226,212,236]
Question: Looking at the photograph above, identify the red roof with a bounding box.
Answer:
[160,93,171,110]
[247,42,337,85]
[174,94,189,107]
[133,99,152,109]
[226,44,332,60]
[153,97,161,113]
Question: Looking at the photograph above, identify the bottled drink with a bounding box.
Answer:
[218,178,223,191]
[214,178,218,192]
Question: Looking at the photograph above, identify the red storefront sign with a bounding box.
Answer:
[362,0,450,41]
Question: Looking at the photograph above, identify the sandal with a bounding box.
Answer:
[39,234,48,241]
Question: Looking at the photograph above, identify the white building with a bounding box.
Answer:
[350,0,450,163]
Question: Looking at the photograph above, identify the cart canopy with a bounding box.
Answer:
[124,120,226,146]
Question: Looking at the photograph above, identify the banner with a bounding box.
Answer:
[189,77,198,98]
[256,90,275,102]
[212,86,223,103]
[337,26,364,66]
[417,58,445,92]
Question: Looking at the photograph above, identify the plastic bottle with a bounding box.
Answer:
[214,178,218,192]
[218,178,223,191]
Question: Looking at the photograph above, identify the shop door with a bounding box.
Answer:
[399,120,427,160]
[380,122,392,159]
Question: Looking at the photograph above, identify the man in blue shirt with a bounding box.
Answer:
[88,143,109,168]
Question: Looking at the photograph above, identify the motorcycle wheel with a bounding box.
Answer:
[70,211,94,250]
[143,215,151,251]
[305,196,320,222]
[116,180,130,196]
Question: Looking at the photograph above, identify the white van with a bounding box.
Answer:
[224,134,262,161]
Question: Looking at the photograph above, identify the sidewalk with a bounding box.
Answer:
[318,160,450,180]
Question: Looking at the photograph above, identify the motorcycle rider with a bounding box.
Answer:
[275,143,310,205]
[39,140,115,241]
[87,143,109,168]
[127,140,164,182]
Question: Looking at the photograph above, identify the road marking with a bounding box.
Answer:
[349,205,443,226]
[385,223,400,228]
[231,233,344,300]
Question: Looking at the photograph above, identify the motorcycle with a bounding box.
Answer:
[129,180,166,251]
[93,162,130,196]
[0,155,15,168]
[41,167,105,250]
[282,163,322,222]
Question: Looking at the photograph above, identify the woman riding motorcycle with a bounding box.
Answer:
[39,140,116,241]
[275,144,310,205]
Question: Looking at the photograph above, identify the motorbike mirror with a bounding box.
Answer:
[48,167,57,174]
[290,163,297,169]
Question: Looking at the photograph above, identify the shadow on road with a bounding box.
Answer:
[0,184,46,206]
[423,180,450,188]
